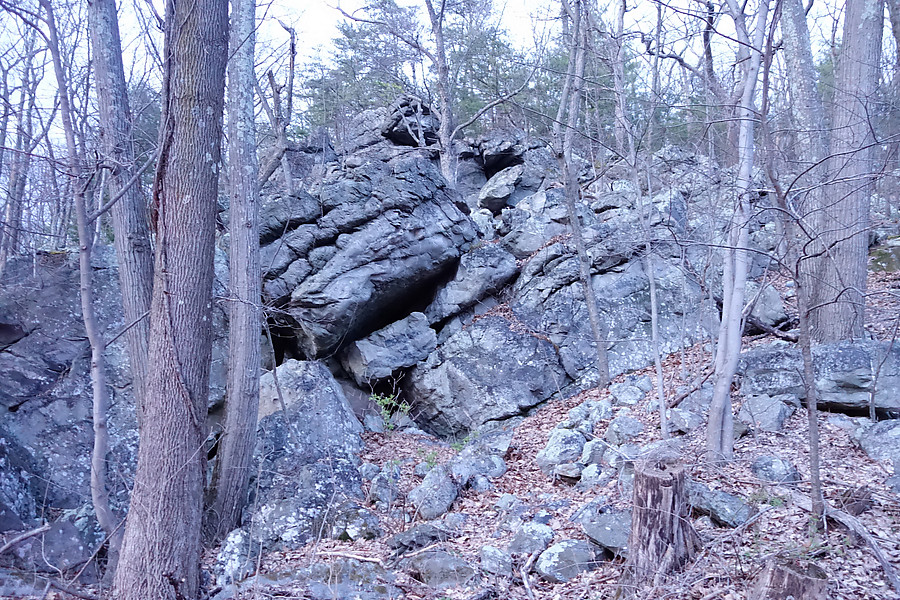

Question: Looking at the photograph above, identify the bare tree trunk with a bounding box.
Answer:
[809,0,884,342]
[0,33,38,278]
[113,0,228,596]
[707,0,769,462]
[206,0,261,543]
[424,0,455,184]
[39,0,120,569]
[553,0,610,388]
[88,0,154,423]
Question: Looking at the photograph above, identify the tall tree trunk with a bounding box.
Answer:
[553,0,610,388]
[206,0,261,543]
[707,0,769,462]
[113,0,228,596]
[40,0,120,570]
[424,0,455,184]
[89,0,154,421]
[809,0,884,341]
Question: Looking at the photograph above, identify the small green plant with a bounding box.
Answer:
[371,392,410,432]
[450,432,475,452]
[424,450,438,469]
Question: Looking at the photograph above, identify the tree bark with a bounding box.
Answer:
[707,0,769,462]
[112,0,228,597]
[553,0,610,388]
[206,0,261,543]
[40,0,121,572]
[88,0,154,422]
[620,454,698,592]
[750,559,827,600]
[809,0,884,342]
[424,0,455,184]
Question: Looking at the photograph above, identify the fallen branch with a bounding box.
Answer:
[48,580,99,600]
[315,551,385,567]
[0,523,51,555]
[521,550,539,600]
[667,369,713,408]
[790,491,900,595]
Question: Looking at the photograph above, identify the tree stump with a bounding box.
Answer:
[750,559,827,600]
[620,453,698,593]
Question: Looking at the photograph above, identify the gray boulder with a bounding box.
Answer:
[688,482,754,528]
[404,550,476,589]
[858,420,900,466]
[340,312,436,386]
[381,95,439,146]
[480,545,513,576]
[215,529,260,586]
[508,521,554,555]
[387,524,451,555]
[751,455,801,485]
[329,503,382,541]
[535,540,600,583]
[669,408,704,434]
[6,521,91,574]
[536,429,586,474]
[579,509,631,557]
[407,315,568,437]
[739,342,900,415]
[425,243,518,324]
[737,394,796,432]
[249,360,365,550]
[479,164,524,213]
[448,429,512,488]
[476,129,527,174]
[408,466,458,520]
[605,415,645,445]
[610,382,645,406]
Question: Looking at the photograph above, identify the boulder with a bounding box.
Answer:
[536,429,586,474]
[535,540,601,583]
[688,482,754,528]
[425,243,518,324]
[480,545,513,576]
[669,408,704,434]
[5,521,91,574]
[408,466,458,520]
[580,509,631,557]
[404,550,476,589]
[478,164,525,213]
[751,456,802,485]
[249,360,365,550]
[508,521,554,555]
[329,503,382,541]
[340,312,436,385]
[604,415,645,445]
[407,315,568,437]
[387,523,451,555]
[858,420,900,466]
[739,342,900,415]
[448,430,512,488]
[737,394,796,432]
[476,129,527,175]
[381,95,439,146]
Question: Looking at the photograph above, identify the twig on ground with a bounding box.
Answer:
[0,523,51,555]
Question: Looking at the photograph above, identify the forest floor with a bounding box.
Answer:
[207,268,900,600]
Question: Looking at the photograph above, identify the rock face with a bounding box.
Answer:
[407,315,568,437]
[278,150,476,358]
[739,342,900,415]
[340,312,437,386]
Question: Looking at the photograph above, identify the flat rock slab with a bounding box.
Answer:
[535,540,601,583]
